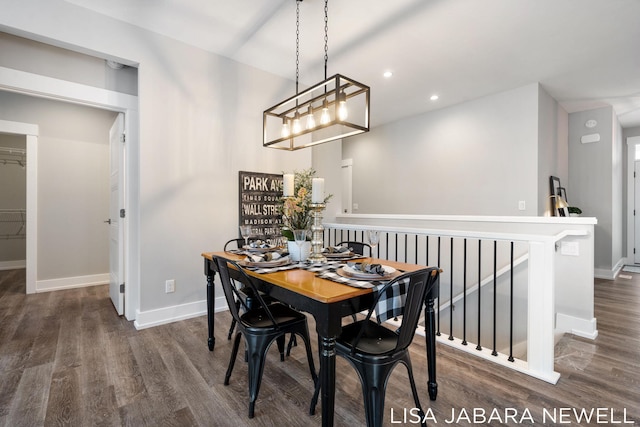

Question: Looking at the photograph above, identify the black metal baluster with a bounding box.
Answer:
[462,238,467,345]
[476,239,482,351]
[395,233,398,262]
[509,241,515,362]
[404,234,408,263]
[449,237,454,341]
[492,240,498,356]
[426,235,430,266]
[385,232,389,260]
[436,236,441,336]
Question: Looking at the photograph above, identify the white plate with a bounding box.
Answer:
[339,264,396,280]
[324,251,355,258]
[240,257,290,268]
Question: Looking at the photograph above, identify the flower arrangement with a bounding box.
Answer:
[281,168,332,240]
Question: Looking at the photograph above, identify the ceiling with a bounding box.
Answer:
[65,0,640,128]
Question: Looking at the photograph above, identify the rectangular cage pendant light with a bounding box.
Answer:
[263,74,370,151]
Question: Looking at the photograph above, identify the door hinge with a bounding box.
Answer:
[120,283,125,293]
[120,208,125,218]
[120,133,126,143]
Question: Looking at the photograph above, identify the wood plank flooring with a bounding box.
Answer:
[1,268,639,426]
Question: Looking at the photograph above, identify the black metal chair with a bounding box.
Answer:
[223,237,252,252]
[214,255,318,419]
[337,241,372,256]
[223,237,273,340]
[309,267,440,427]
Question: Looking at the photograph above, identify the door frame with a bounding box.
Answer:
[0,66,139,320]
[626,136,640,264]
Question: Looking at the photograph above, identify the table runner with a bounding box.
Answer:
[242,260,410,323]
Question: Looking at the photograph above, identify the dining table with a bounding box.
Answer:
[202,250,439,427]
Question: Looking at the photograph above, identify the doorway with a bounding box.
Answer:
[0,70,138,320]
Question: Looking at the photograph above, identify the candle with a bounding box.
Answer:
[312,178,325,203]
[283,173,294,197]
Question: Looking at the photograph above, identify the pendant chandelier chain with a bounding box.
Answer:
[295,0,300,94]
[324,0,328,80]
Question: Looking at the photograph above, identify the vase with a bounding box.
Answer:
[287,240,311,262]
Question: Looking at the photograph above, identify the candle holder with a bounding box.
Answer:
[307,203,327,263]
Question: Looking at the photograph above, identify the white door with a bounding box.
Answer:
[109,113,125,315]
[635,159,640,264]
[341,159,353,214]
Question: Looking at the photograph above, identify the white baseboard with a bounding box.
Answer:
[594,258,624,280]
[0,260,26,271]
[36,273,109,293]
[555,313,598,339]
[134,295,229,330]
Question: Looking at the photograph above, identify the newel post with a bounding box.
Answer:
[527,239,561,384]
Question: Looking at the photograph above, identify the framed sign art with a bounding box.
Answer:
[238,171,284,238]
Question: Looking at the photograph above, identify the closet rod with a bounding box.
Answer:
[0,146,27,167]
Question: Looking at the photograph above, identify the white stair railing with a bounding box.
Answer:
[324,222,588,384]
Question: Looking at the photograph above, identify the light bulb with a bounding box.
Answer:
[306,106,316,129]
[320,99,330,125]
[292,113,302,134]
[338,91,348,121]
[281,119,290,138]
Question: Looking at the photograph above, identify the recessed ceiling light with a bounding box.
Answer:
[383,71,393,78]
[430,94,439,101]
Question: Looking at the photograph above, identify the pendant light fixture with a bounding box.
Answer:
[263,0,370,151]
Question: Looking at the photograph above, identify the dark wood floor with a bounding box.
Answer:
[0,269,638,426]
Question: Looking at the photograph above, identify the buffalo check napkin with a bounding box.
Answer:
[313,263,410,323]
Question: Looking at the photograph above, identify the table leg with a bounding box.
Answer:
[319,335,336,427]
[425,295,438,400]
[207,270,216,351]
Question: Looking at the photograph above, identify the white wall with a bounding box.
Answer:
[0,32,137,95]
[0,0,310,323]
[343,83,540,216]
[537,85,569,216]
[568,106,623,276]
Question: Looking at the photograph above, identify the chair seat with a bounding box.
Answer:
[241,303,307,330]
[337,319,400,356]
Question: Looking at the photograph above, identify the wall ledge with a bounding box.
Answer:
[336,213,597,225]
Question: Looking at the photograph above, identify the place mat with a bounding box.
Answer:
[242,262,299,274]
[300,261,346,273]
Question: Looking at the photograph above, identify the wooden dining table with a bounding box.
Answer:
[202,251,439,427]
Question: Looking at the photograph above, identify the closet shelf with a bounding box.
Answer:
[0,209,26,240]
[0,147,27,167]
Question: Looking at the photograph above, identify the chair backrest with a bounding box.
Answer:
[213,255,279,328]
[226,237,264,251]
[337,241,371,256]
[351,267,440,354]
